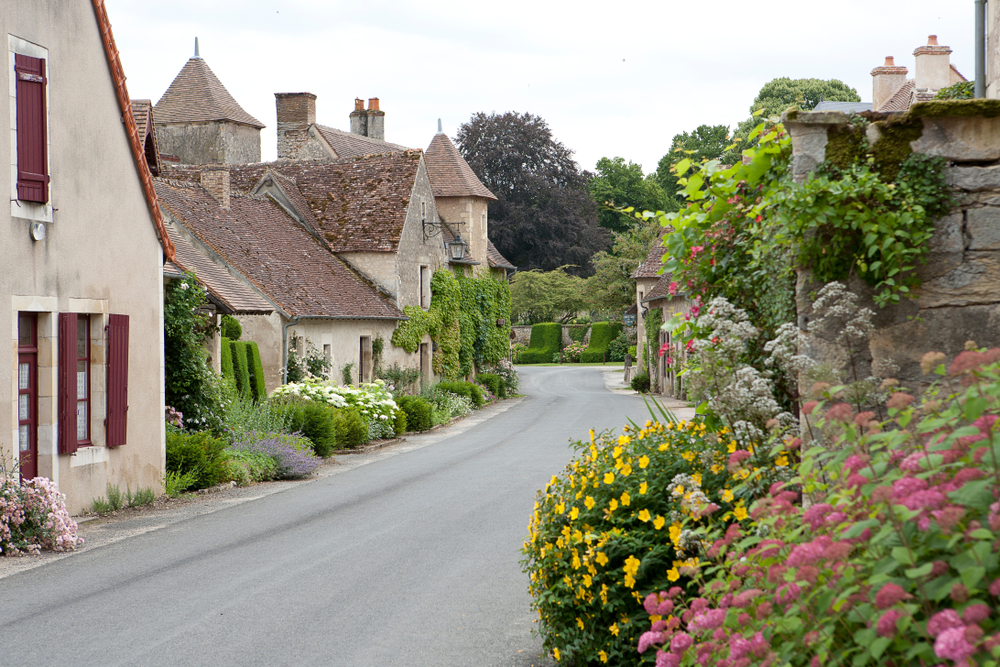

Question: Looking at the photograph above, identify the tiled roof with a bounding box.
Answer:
[314,124,409,159]
[877,80,915,112]
[632,235,668,279]
[424,133,497,200]
[487,240,515,270]
[252,169,320,232]
[225,151,423,253]
[154,57,264,128]
[131,98,161,175]
[165,225,273,315]
[951,64,968,82]
[643,274,677,304]
[131,99,152,139]
[154,179,404,320]
[92,0,174,261]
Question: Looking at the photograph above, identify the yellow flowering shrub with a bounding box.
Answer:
[522,418,769,665]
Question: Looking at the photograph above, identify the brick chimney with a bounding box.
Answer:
[349,97,385,141]
[275,92,317,159]
[871,56,909,111]
[201,166,230,210]
[914,35,953,92]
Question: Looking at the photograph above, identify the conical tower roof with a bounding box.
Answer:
[154,57,264,128]
[424,132,496,200]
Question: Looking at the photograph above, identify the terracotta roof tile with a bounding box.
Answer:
[487,240,515,270]
[424,133,497,200]
[154,57,264,128]
[315,124,409,158]
[165,225,273,314]
[155,179,404,320]
[632,235,668,279]
[877,80,915,112]
[643,274,677,303]
[131,99,152,140]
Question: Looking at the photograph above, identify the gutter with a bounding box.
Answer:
[976,0,987,98]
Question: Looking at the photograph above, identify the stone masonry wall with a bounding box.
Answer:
[786,106,1000,390]
[156,120,261,165]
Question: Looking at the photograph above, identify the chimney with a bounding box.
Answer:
[349,97,386,141]
[914,35,953,92]
[275,92,317,159]
[201,166,230,210]
[871,56,908,111]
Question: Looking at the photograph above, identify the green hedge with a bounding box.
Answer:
[246,341,266,401]
[220,314,242,340]
[579,321,623,363]
[166,429,228,490]
[518,322,563,364]
[231,341,251,397]
[220,336,234,380]
[477,372,505,399]
[282,398,338,457]
[396,395,433,432]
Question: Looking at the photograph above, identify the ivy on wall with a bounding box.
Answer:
[643,307,662,371]
[390,268,511,379]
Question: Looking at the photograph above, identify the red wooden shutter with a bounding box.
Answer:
[58,313,78,454]
[15,54,49,203]
[106,314,129,447]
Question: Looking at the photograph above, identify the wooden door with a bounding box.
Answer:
[17,313,38,480]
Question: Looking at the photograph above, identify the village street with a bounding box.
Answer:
[0,366,658,667]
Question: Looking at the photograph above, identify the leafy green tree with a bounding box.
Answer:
[588,218,662,312]
[655,124,734,200]
[510,266,590,324]
[589,157,672,234]
[456,112,608,276]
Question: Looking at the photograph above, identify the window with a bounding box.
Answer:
[58,314,90,452]
[420,265,429,309]
[17,313,38,480]
[14,54,48,203]
[359,336,372,384]
[323,344,332,378]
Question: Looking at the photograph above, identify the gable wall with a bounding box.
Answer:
[434,195,489,269]
[1,0,165,513]
[156,120,261,165]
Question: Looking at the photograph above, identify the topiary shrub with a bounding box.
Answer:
[165,429,228,490]
[437,380,486,408]
[246,341,266,401]
[477,373,505,399]
[579,321,624,363]
[332,407,367,448]
[518,322,563,364]
[396,395,433,432]
[281,398,338,457]
[220,314,242,340]
[230,341,251,398]
[220,336,234,380]
[630,372,651,393]
[393,408,407,436]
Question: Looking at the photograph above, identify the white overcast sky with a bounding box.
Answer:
[106,0,974,176]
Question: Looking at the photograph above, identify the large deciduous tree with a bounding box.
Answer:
[732,77,861,146]
[655,124,734,201]
[509,266,590,324]
[588,217,663,313]
[588,157,673,234]
[456,112,608,276]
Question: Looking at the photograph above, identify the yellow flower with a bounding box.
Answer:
[609,623,620,637]
[692,472,702,486]
[638,455,649,469]
[638,509,651,522]
[599,651,608,663]
[621,464,632,476]
[775,455,789,467]
[617,435,631,446]
[585,496,596,510]
[555,503,565,514]
[653,515,665,530]
[608,499,618,511]
[722,489,734,503]
[728,441,737,453]
[596,552,609,566]
[658,443,670,451]
[669,523,682,547]
[613,445,623,458]
[620,492,631,507]
[681,451,695,462]
[604,472,615,485]
[577,617,585,630]
[624,554,640,577]
[639,482,648,495]
[570,507,580,520]
[553,647,561,661]
[582,574,592,587]
[734,502,748,521]
[667,567,680,582]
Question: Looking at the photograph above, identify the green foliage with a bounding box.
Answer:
[476,372,506,399]
[220,314,242,340]
[567,325,589,343]
[588,218,663,312]
[630,372,650,393]
[396,395,434,432]
[165,429,228,490]
[436,380,486,408]
[333,408,367,448]
[421,384,473,424]
[522,418,752,665]
[372,335,384,375]
[231,341,251,398]
[222,449,279,486]
[562,341,587,362]
[220,336,234,380]
[457,272,511,375]
[90,483,155,512]
[377,362,421,395]
[246,341,266,401]
[340,362,355,386]
[733,77,860,145]
[221,380,290,436]
[579,321,623,363]
[519,322,564,364]
[589,157,671,233]
[643,308,662,370]
[935,80,974,99]
[280,398,339,457]
[393,407,407,435]
[163,470,198,497]
[656,124,735,201]
[164,273,224,430]
[605,329,630,363]
[509,266,588,325]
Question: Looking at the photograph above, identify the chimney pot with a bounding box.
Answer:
[928,35,938,46]
[884,56,895,66]
[368,97,380,112]
[354,98,364,112]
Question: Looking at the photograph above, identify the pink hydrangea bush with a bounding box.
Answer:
[635,349,1000,666]
[0,474,81,556]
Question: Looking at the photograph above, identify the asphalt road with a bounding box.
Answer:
[0,366,649,667]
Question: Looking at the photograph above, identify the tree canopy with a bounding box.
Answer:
[655,124,734,200]
[456,112,607,276]
[509,266,590,324]
[588,157,673,234]
[732,77,861,141]
[587,217,662,313]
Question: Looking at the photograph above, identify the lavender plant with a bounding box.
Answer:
[229,432,319,479]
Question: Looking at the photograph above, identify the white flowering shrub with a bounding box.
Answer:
[1,473,81,556]
[271,379,400,439]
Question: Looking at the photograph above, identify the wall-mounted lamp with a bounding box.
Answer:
[448,235,467,261]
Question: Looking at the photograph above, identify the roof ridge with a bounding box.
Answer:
[424,133,496,200]
[153,57,264,128]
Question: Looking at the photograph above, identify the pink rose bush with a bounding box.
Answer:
[1,473,81,556]
[635,351,1000,666]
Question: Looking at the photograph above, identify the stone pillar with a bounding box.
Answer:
[275,92,317,159]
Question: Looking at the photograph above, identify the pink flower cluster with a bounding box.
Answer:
[0,475,80,556]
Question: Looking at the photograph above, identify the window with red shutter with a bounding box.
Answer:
[57,313,77,454]
[15,54,49,203]
[106,315,129,447]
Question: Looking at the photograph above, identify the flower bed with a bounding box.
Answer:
[1,475,81,556]
[272,379,400,441]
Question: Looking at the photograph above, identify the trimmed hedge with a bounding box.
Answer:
[166,430,228,490]
[396,395,433,432]
[518,322,563,364]
[437,380,486,407]
[333,407,367,449]
[579,321,623,363]
[231,341,252,397]
[282,398,339,457]
[477,372,505,399]
[220,314,242,340]
[246,341,266,401]
[220,336,234,380]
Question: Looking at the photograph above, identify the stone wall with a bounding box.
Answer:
[155,120,261,165]
[786,105,1000,389]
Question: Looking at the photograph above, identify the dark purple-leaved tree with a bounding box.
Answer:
[456,112,607,276]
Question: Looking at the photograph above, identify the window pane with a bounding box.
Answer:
[77,318,88,358]
[18,363,29,389]
[77,366,87,400]
[19,394,29,420]
[18,314,33,346]
[77,403,87,441]
[19,425,29,452]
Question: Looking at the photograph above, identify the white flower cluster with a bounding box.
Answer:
[808,282,875,350]
[669,473,711,516]
[272,379,400,438]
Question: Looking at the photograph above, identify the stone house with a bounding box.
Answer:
[632,239,689,397]
[869,35,967,112]
[2,0,174,512]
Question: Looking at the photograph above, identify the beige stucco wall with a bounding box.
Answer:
[2,1,166,513]
[434,195,490,269]
[286,318,401,387]
[990,1,1000,99]
[634,277,660,362]
[236,312,283,393]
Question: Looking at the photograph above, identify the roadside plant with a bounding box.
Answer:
[272,379,401,441]
[378,363,421,396]
[564,341,588,362]
[229,432,319,479]
[421,385,473,424]
[634,347,1000,667]
[0,463,81,555]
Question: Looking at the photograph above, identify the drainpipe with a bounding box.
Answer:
[282,316,300,384]
[976,0,987,98]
